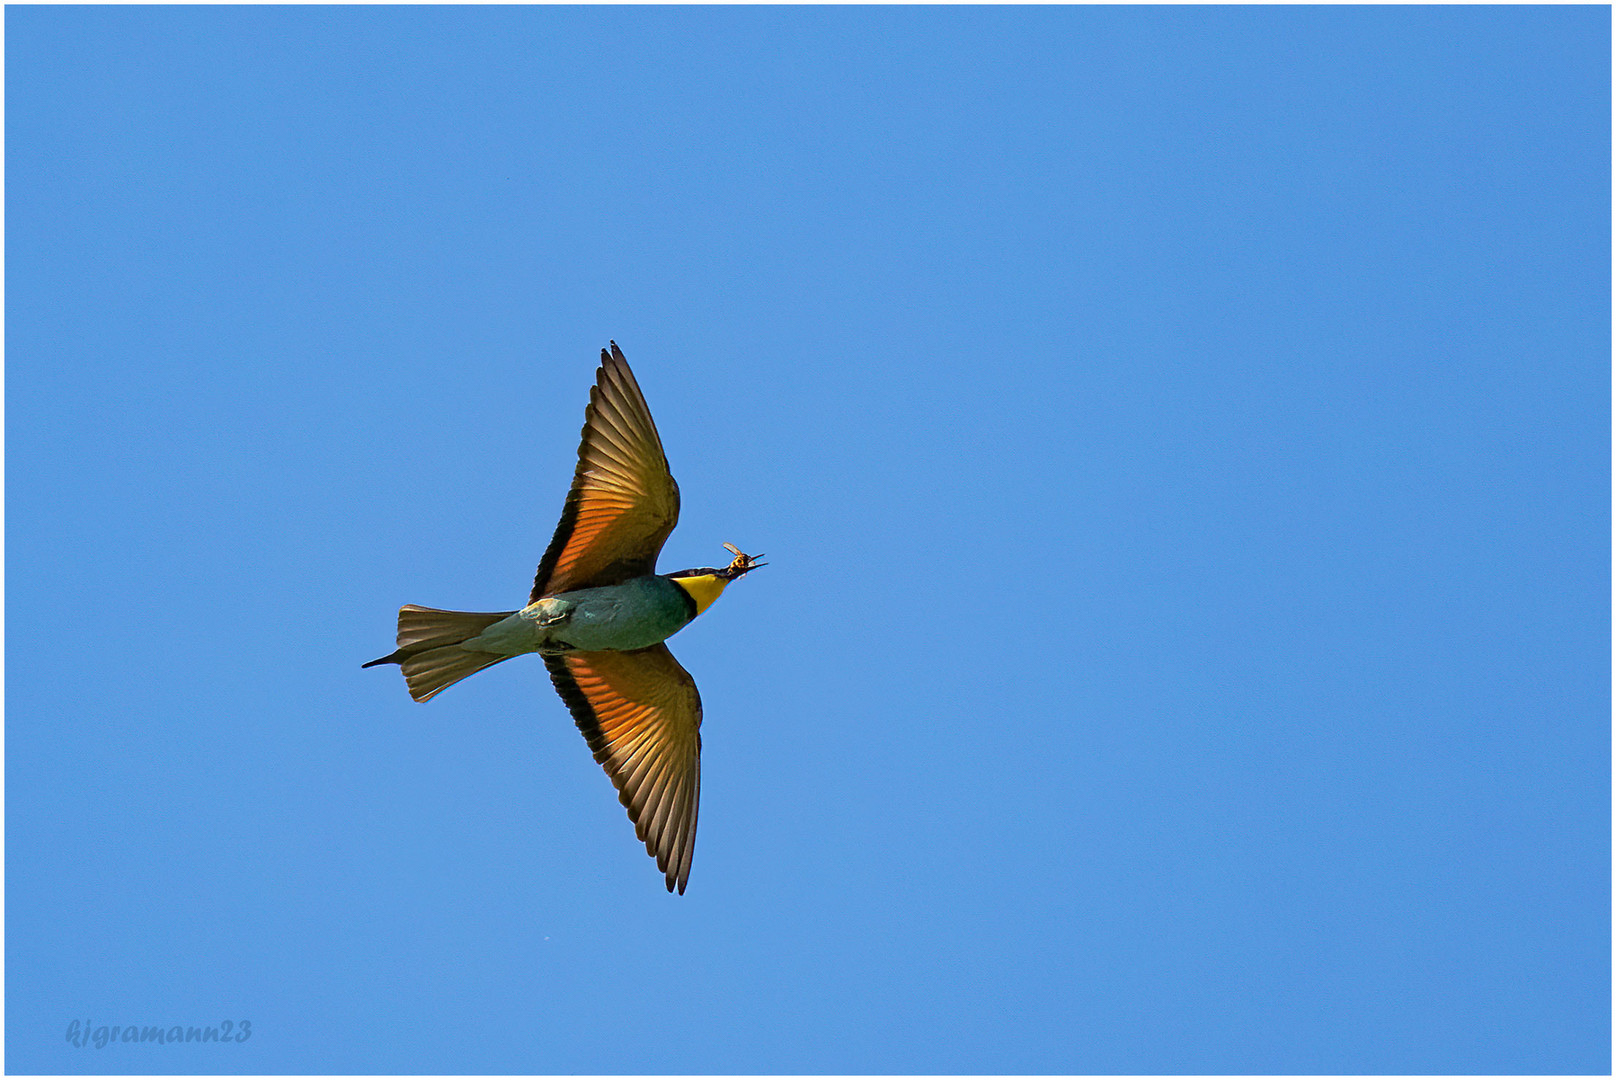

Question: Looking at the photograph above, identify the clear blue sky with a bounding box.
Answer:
[6,5,1609,1074]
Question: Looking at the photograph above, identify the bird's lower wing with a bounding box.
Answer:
[544,643,702,893]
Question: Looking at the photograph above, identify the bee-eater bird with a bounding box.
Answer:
[364,342,763,893]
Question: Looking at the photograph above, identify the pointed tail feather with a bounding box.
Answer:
[364,605,519,702]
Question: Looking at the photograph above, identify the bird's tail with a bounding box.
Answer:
[363,605,519,702]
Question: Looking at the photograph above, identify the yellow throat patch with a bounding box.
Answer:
[672,574,728,616]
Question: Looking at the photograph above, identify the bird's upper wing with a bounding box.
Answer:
[544,644,702,893]
[531,344,680,602]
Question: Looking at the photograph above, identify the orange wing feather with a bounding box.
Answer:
[544,645,702,893]
[531,344,680,601]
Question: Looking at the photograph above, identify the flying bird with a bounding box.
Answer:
[365,342,763,893]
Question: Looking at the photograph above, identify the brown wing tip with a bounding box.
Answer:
[594,342,631,401]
